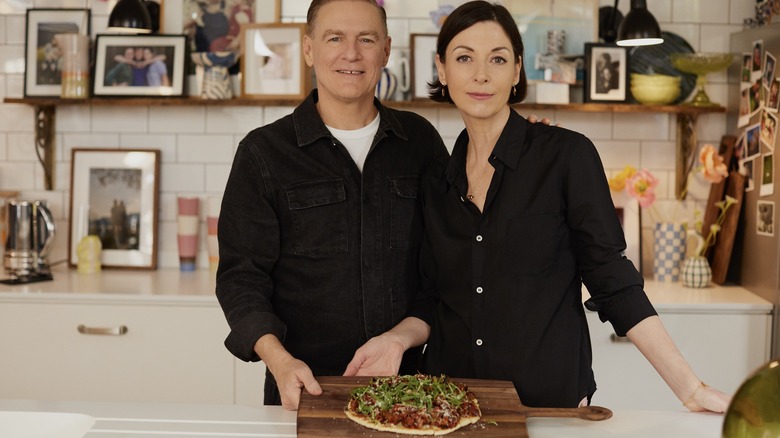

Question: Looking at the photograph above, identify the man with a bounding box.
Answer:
[215,0,448,410]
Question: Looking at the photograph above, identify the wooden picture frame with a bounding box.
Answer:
[410,33,438,101]
[240,23,308,100]
[93,34,187,97]
[584,43,629,103]
[24,8,91,97]
[68,149,160,270]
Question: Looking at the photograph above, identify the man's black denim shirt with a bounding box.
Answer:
[216,90,448,376]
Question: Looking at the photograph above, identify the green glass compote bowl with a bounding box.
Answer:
[670,52,734,107]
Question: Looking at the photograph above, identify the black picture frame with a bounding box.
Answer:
[24,8,91,97]
[93,34,187,97]
[584,43,629,103]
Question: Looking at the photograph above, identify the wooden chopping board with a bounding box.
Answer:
[297,376,612,437]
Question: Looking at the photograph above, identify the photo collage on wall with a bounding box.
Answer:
[737,39,778,237]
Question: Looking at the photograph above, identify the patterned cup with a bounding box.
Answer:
[653,222,686,282]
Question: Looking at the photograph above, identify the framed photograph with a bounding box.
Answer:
[24,8,90,97]
[410,33,438,101]
[757,200,775,237]
[240,23,308,100]
[68,149,160,270]
[611,190,641,273]
[584,43,628,102]
[93,34,187,97]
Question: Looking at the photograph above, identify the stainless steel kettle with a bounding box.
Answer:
[4,200,55,278]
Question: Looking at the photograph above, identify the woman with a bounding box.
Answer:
[345,1,730,412]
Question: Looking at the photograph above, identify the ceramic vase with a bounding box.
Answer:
[653,222,686,282]
[206,196,221,272]
[191,51,239,100]
[681,256,712,288]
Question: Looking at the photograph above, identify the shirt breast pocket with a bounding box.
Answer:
[286,178,348,255]
[389,176,421,250]
[505,213,562,275]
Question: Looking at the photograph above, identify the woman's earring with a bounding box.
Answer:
[513,85,517,96]
[442,86,446,97]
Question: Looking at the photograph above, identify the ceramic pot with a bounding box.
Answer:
[681,256,712,288]
[653,222,686,282]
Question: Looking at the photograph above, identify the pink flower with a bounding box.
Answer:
[698,144,728,183]
[626,169,659,208]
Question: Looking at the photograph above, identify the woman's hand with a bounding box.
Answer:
[682,382,732,413]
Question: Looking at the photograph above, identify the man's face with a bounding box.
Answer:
[303,0,391,105]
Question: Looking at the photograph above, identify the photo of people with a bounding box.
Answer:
[763,52,776,87]
[742,52,752,83]
[739,87,752,127]
[769,78,780,112]
[753,40,763,73]
[757,200,775,236]
[750,78,763,113]
[183,0,254,55]
[588,45,626,101]
[746,122,762,160]
[103,45,174,87]
[87,168,142,251]
[35,22,79,85]
[743,158,755,192]
[761,110,778,149]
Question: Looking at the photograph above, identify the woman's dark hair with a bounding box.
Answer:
[428,1,526,104]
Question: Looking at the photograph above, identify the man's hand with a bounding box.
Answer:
[268,354,323,410]
[527,113,557,126]
[343,333,406,377]
[255,334,322,410]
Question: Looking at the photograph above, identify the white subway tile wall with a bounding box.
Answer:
[0,0,751,271]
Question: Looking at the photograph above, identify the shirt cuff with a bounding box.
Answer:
[224,312,287,362]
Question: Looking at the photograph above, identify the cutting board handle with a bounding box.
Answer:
[524,405,613,421]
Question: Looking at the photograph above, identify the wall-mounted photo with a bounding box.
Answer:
[93,34,186,97]
[68,149,160,270]
[240,23,308,100]
[24,8,91,97]
[584,43,628,103]
[410,33,438,101]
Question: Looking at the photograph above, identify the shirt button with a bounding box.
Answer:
[476,287,483,294]
[476,235,483,242]
[476,339,483,346]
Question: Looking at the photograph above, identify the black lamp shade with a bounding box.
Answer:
[617,0,663,46]
[107,0,152,33]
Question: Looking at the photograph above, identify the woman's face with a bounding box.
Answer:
[436,21,520,122]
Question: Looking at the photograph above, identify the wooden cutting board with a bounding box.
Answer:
[297,376,612,437]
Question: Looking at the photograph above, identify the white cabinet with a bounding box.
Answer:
[587,311,772,410]
[0,301,235,403]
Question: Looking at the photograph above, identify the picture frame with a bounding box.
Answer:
[410,33,438,101]
[93,34,187,97]
[240,23,308,100]
[68,149,160,270]
[584,43,629,103]
[24,8,91,97]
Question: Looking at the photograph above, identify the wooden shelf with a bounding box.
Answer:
[2,96,727,197]
[3,96,726,115]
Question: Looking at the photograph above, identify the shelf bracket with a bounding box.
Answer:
[34,105,56,190]
[675,113,698,200]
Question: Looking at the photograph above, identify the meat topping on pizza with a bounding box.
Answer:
[345,374,481,433]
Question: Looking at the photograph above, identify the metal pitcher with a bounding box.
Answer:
[4,200,55,278]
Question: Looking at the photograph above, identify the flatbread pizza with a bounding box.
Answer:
[345,374,482,435]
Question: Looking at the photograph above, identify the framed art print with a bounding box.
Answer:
[24,8,90,97]
[584,43,629,103]
[93,34,187,97]
[68,148,160,270]
[240,23,308,100]
[410,33,438,100]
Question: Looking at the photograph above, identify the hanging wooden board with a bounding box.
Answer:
[701,136,736,258]
[710,171,745,284]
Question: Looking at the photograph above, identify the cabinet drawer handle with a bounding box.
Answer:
[77,324,128,336]
[610,334,632,343]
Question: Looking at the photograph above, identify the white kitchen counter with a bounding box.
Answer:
[0,398,724,437]
[0,265,772,313]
